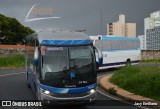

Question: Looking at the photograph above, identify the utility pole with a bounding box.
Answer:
[100,11,104,35]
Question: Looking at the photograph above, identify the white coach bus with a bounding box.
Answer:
[90,35,141,69]
[25,31,103,105]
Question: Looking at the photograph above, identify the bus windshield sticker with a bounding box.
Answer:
[47,47,64,51]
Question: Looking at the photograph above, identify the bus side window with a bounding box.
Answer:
[102,40,111,51]
[112,40,119,50]
[119,40,124,50]
[115,40,119,50]
[126,40,131,49]
[133,40,136,49]
[110,40,112,50]
[102,41,106,51]
[131,40,134,49]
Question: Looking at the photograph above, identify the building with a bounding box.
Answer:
[126,23,136,37]
[144,11,160,34]
[138,35,145,50]
[107,14,136,37]
[107,23,123,36]
[146,26,160,50]
[144,11,160,50]
[150,11,160,18]
[144,11,160,37]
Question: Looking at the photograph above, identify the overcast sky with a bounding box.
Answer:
[0,0,160,36]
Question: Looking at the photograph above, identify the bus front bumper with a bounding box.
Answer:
[40,92,97,105]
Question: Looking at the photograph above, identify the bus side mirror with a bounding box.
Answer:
[94,46,103,66]
[34,47,39,66]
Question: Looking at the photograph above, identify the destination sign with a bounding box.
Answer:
[47,47,64,51]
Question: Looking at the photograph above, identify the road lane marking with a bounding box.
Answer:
[0,72,25,77]
[97,75,106,79]
[97,90,119,101]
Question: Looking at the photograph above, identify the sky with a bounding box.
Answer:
[0,0,160,36]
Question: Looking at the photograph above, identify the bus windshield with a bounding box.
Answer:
[40,46,96,88]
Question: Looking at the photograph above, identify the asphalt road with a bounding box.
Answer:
[0,67,150,109]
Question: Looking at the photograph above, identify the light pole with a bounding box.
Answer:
[100,11,104,35]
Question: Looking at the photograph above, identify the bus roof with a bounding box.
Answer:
[101,36,139,41]
[89,35,139,41]
[27,31,92,45]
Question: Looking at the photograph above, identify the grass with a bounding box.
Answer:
[0,54,25,67]
[142,59,160,63]
[110,66,160,101]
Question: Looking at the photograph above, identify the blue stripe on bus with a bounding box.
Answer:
[101,36,139,41]
[102,49,140,52]
[99,60,140,67]
[39,83,96,94]
[41,40,92,45]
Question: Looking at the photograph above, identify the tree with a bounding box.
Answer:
[0,13,35,45]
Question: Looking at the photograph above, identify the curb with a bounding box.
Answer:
[99,74,153,101]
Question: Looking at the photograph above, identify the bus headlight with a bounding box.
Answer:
[90,89,95,94]
[43,90,50,95]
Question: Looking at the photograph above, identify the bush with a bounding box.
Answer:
[107,87,117,95]
[0,54,25,67]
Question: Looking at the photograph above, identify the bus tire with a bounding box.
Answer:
[126,59,131,66]
[27,72,31,88]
